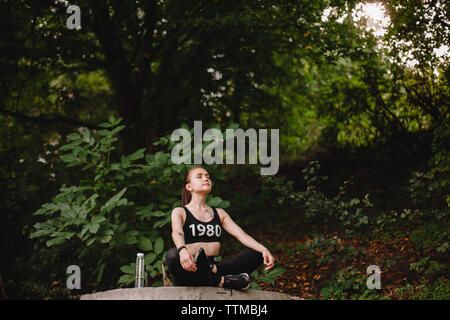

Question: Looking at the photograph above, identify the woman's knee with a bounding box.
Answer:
[245,248,264,264]
[165,248,178,268]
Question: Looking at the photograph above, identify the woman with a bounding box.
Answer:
[165,166,275,290]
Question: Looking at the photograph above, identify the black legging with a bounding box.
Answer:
[165,247,264,287]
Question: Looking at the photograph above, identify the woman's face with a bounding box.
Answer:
[186,168,212,194]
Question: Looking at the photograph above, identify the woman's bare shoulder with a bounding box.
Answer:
[171,206,186,218]
[215,207,230,220]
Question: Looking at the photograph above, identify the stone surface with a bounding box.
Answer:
[80,286,301,300]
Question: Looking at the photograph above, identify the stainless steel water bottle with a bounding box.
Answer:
[135,253,145,288]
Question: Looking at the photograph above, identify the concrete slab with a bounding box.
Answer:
[80,286,301,300]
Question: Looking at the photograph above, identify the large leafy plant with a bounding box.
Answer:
[30,116,230,288]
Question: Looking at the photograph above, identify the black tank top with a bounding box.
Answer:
[182,206,222,244]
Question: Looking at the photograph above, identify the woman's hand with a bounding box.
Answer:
[179,248,197,272]
[262,249,275,271]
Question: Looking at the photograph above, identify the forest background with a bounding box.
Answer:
[0,0,448,299]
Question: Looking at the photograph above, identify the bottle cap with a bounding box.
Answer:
[137,253,144,257]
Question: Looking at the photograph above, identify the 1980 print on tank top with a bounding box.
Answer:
[182,206,222,244]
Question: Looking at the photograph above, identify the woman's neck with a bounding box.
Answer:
[187,193,208,210]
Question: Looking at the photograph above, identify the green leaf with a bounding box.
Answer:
[100,188,127,214]
[86,237,96,246]
[154,237,164,254]
[250,282,261,289]
[117,222,127,233]
[88,223,100,234]
[220,200,231,208]
[85,194,99,207]
[97,129,111,136]
[120,265,134,274]
[99,233,112,243]
[162,197,177,204]
[34,203,58,216]
[148,210,166,217]
[98,122,112,128]
[98,229,114,243]
[138,237,153,251]
[94,172,103,182]
[91,216,106,224]
[125,232,138,245]
[55,231,75,239]
[117,198,128,206]
[268,267,285,278]
[60,140,82,151]
[46,236,66,247]
[61,154,78,163]
[67,133,81,141]
[258,275,275,285]
[153,216,171,228]
[127,148,146,161]
[80,225,90,239]
[30,229,51,239]
[207,196,222,207]
[144,253,157,264]
[117,274,134,285]
[126,230,139,237]
[110,125,126,136]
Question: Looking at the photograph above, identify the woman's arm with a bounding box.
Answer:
[171,208,197,272]
[219,208,275,271]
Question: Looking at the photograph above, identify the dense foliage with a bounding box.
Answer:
[0,0,448,299]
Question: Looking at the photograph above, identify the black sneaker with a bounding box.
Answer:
[223,273,251,291]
